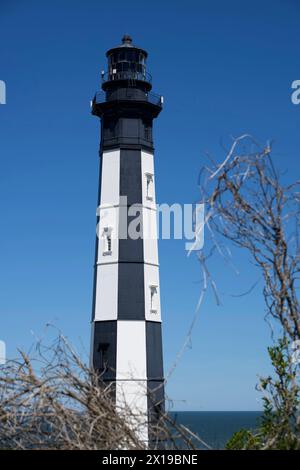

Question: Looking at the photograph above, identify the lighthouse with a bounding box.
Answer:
[90,35,164,438]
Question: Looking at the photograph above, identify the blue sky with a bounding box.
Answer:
[0,0,299,410]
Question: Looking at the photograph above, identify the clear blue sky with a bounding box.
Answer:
[0,0,299,411]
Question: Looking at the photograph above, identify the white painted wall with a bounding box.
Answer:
[116,321,147,380]
[141,150,156,209]
[144,264,161,322]
[100,149,120,207]
[94,263,118,321]
[142,207,159,265]
[116,380,148,443]
[97,206,119,264]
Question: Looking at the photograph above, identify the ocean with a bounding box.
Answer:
[170,411,263,449]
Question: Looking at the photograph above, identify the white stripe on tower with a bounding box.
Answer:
[94,149,120,321]
[141,150,161,323]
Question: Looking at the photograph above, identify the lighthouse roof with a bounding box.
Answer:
[106,35,148,58]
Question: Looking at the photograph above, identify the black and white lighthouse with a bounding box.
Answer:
[90,35,164,436]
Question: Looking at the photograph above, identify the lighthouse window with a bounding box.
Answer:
[143,119,152,141]
[150,285,158,314]
[145,173,154,201]
[107,235,112,252]
[103,227,112,255]
[144,124,152,141]
[97,342,109,371]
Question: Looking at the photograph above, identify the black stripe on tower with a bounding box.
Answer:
[119,149,143,206]
[92,321,117,386]
[146,322,164,381]
[147,379,165,449]
[118,148,145,321]
[146,322,165,427]
[119,148,143,261]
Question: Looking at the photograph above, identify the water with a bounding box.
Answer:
[170,411,262,449]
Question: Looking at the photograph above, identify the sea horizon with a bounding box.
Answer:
[169,410,263,449]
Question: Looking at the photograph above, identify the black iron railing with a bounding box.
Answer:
[101,70,152,84]
[93,90,163,107]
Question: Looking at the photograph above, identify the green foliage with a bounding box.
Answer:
[226,338,300,450]
[225,429,260,450]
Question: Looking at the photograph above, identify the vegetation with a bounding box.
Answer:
[0,334,205,450]
[226,338,300,449]
[199,135,300,449]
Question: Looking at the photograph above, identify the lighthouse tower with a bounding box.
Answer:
[90,35,164,436]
